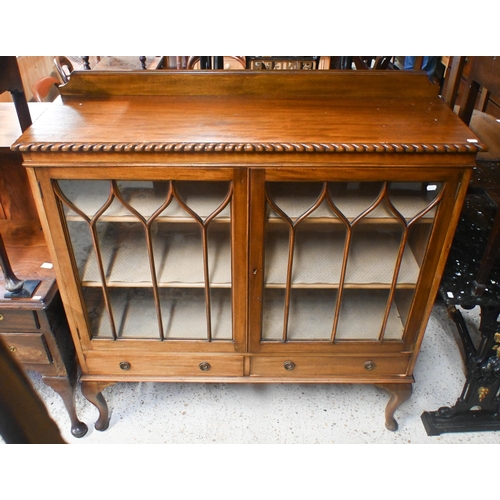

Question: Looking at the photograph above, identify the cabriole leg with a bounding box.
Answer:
[81,381,114,431]
[376,383,413,431]
[42,375,88,438]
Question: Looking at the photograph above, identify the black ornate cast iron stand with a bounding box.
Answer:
[422,182,500,435]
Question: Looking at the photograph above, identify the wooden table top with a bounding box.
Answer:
[0,102,52,149]
[12,71,482,160]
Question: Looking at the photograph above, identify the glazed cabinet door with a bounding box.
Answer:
[33,167,247,353]
[248,168,463,355]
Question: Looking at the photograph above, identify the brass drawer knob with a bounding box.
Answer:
[199,361,211,371]
[364,360,376,371]
[8,345,16,352]
[0,313,4,321]
[119,361,131,371]
[284,360,295,371]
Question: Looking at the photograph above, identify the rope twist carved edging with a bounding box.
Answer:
[12,142,484,154]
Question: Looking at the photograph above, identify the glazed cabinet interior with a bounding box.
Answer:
[52,170,247,349]
[38,167,459,350]
[250,171,448,348]
[15,71,478,431]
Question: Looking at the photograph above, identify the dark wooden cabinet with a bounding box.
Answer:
[0,245,87,438]
[13,70,479,432]
[1,102,87,438]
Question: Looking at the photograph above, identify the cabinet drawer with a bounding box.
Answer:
[250,355,411,379]
[0,310,38,331]
[0,332,52,364]
[86,353,245,378]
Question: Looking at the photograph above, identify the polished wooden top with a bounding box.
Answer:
[0,102,52,149]
[12,71,481,157]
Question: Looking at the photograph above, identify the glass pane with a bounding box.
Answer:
[108,287,158,339]
[82,287,114,339]
[208,223,232,340]
[160,288,232,340]
[387,182,443,221]
[66,220,99,283]
[266,182,335,220]
[389,182,443,335]
[55,179,233,342]
[58,180,112,218]
[328,181,385,220]
[262,288,337,341]
[153,222,205,284]
[173,181,232,220]
[114,180,170,218]
[344,225,411,286]
[95,220,150,284]
[335,289,404,340]
[261,180,443,343]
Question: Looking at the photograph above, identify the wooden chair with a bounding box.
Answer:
[186,56,246,70]
[441,56,500,163]
[31,76,61,102]
[246,56,319,70]
[462,57,500,295]
[174,56,188,69]
[332,56,396,70]
[443,56,500,295]
[458,57,500,163]
[0,56,31,132]
[53,56,74,84]
[441,56,467,110]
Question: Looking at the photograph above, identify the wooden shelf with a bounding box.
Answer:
[68,221,231,287]
[265,228,420,286]
[68,219,420,288]
[84,285,405,342]
[262,288,405,341]
[85,287,232,340]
